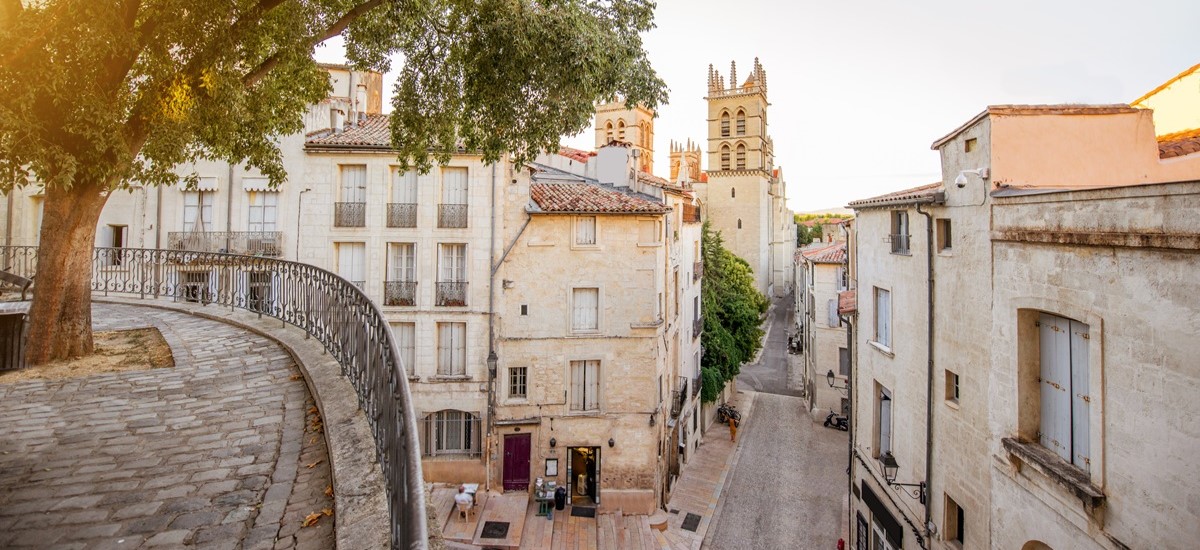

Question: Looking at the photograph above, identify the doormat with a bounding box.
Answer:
[479,521,510,539]
[570,506,596,518]
[681,512,702,532]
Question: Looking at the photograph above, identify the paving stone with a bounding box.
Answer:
[111,501,163,520]
[143,530,191,546]
[122,513,175,534]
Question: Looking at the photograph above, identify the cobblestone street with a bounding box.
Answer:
[0,303,335,549]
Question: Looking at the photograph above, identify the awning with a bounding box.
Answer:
[185,176,219,192]
[242,177,276,192]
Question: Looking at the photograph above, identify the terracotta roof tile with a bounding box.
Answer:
[306,114,392,148]
[848,182,944,209]
[800,242,846,264]
[530,183,670,214]
[838,290,857,315]
[1158,128,1200,159]
[558,146,596,163]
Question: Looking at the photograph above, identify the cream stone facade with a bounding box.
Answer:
[796,242,850,420]
[698,58,795,298]
[846,100,1200,550]
[594,101,655,173]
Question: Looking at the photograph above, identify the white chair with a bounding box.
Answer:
[456,500,474,522]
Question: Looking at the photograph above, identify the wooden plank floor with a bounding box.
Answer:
[442,491,491,543]
[472,491,528,549]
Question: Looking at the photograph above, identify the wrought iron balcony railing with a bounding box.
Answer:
[384,281,417,306]
[890,234,910,254]
[335,202,367,227]
[437,204,467,229]
[693,316,703,339]
[387,203,417,228]
[167,231,283,256]
[0,245,427,549]
[670,376,688,418]
[436,281,467,307]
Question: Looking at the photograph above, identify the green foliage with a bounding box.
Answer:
[700,366,724,404]
[794,213,850,245]
[699,221,768,402]
[0,0,670,192]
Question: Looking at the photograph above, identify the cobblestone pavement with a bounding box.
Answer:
[0,303,335,549]
[736,294,803,397]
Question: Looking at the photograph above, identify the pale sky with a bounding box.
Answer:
[316,0,1200,212]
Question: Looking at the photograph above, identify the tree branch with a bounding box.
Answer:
[241,0,386,87]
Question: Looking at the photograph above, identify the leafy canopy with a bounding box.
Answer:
[0,0,669,191]
[699,221,768,402]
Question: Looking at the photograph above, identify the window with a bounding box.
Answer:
[424,410,479,457]
[569,360,600,411]
[890,211,910,254]
[183,191,214,231]
[247,192,278,232]
[873,287,891,348]
[575,216,597,246]
[638,219,661,244]
[720,144,730,170]
[937,218,952,252]
[735,143,746,169]
[436,322,466,376]
[1038,313,1090,471]
[838,347,850,377]
[393,323,416,376]
[437,243,467,306]
[247,271,276,314]
[509,366,527,399]
[876,385,892,456]
[964,138,978,153]
[388,243,416,282]
[720,111,730,137]
[836,266,848,291]
[571,288,599,332]
[393,168,418,204]
[336,242,366,288]
[340,165,367,203]
[945,494,965,545]
[617,120,626,141]
[439,167,468,228]
[737,219,742,229]
[945,370,960,404]
[605,121,613,143]
[731,187,736,198]
[827,298,840,328]
[736,109,746,135]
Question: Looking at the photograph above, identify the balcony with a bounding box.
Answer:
[167,231,282,256]
[436,281,468,306]
[384,281,417,306]
[334,202,366,227]
[438,204,468,228]
[670,376,688,418]
[693,316,703,339]
[387,203,417,228]
[693,261,703,282]
[890,234,910,254]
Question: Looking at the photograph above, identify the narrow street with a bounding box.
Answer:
[706,294,848,549]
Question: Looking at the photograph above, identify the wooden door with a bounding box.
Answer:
[502,434,531,492]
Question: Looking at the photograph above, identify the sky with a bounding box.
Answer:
[316,0,1200,212]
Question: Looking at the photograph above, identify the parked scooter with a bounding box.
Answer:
[823,409,848,431]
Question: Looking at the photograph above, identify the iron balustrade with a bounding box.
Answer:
[387,204,418,228]
[693,316,703,339]
[166,231,283,256]
[435,282,467,307]
[437,204,467,228]
[384,281,417,306]
[2,246,427,549]
[335,202,367,227]
[890,234,911,254]
[670,376,688,418]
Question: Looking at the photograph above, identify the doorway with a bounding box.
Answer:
[567,446,600,505]
[502,434,531,492]
[108,225,126,266]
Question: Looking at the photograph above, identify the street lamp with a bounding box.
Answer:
[487,351,498,376]
[880,452,926,504]
[826,369,848,390]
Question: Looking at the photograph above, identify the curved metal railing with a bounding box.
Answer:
[0,245,427,549]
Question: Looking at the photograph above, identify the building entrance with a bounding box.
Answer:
[567,446,600,505]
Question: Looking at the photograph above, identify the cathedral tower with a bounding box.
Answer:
[595,101,656,173]
[669,139,702,182]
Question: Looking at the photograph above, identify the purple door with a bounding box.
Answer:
[503,434,531,491]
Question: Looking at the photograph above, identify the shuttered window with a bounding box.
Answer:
[1038,313,1090,471]
[878,388,892,455]
[393,323,416,376]
[438,244,465,282]
[437,322,466,376]
[393,169,418,203]
[874,287,891,348]
[828,299,840,328]
[247,192,278,232]
[183,192,214,232]
[572,288,599,332]
[638,219,661,244]
[336,242,366,286]
[441,167,468,205]
[388,243,416,282]
[575,216,597,246]
[340,165,367,203]
[570,360,600,411]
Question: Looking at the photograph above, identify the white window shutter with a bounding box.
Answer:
[1070,320,1090,472]
[452,323,465,375]
[342,165,366,202]
[573,288,598,331]
[437,324,451,375]
[395,323,415,376]
[1039,313,1072,463]
[577,216,596,245]
[879,393,892,454]
[586,360,599,410]
[571,362,584,410]
[395,170,418,203]
[827,299,839,328]
[263,194,277,231]
[443,168,467,204]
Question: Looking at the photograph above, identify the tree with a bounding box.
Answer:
[0,0,668,364]
[699,221,768,402]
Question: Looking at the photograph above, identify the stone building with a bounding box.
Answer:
[845,101,1200,550]
[1131,62,1200,136]
[695,58,795,297]
[795,241,850,419]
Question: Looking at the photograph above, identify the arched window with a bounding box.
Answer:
[720,111,730,137]
[736,109,746,135]
[736,144,746,169]
[720,144,731,170]
[731,187,736,198]
[737,219,742,229]
[618,120,626,141]
[423,410,480,457]
[605,121,613,143]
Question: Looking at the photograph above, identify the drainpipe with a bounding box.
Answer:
[5,184,12,249]
[839,221,854,544]
[486,161,498,492]
[915,203,935,542]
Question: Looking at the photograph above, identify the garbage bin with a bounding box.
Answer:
[554,486,567,511]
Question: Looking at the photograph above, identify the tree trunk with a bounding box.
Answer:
[25,179,110,365]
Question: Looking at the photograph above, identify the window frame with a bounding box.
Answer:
[573,215,598,248]
[568,359,601,412]
[570,287,601,333]
[872,286,892,351]
[876,385,892,457]
[436,321,467,377]
[937,218,952,253]
[508,366,528,400]
[890,210,910,255]
[945,369,960,407]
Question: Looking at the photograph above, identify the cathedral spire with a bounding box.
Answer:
[729,61,737,91]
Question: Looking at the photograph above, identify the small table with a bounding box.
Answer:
[534,490,555,519]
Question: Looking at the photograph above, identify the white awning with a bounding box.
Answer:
[242,177,276,192]
[188,176,219,191]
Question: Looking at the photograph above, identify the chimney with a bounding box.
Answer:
[330,107,344,133]
[595,143,634,189]
[355,84,368,123]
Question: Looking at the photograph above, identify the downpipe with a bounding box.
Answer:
[916,203,935,543]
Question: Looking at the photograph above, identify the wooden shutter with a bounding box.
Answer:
[341,165,366,202]
[876,288,891,347]
[1070,320,1090,472]
[828,299,840,328]
[395,169,418,203]
[390,244,415,281]
[440,244,465,282]
[262,193,277,232]
[577,216,596,245]
[585,360,599,410]
[339,243,364,283]
[573,288,598,331]
[570,361,584,410]
[1038,313,1072,463]
[394,323,415,376]
[442,167,468,205]
[879,391,892,454]
[437,324,453,375]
